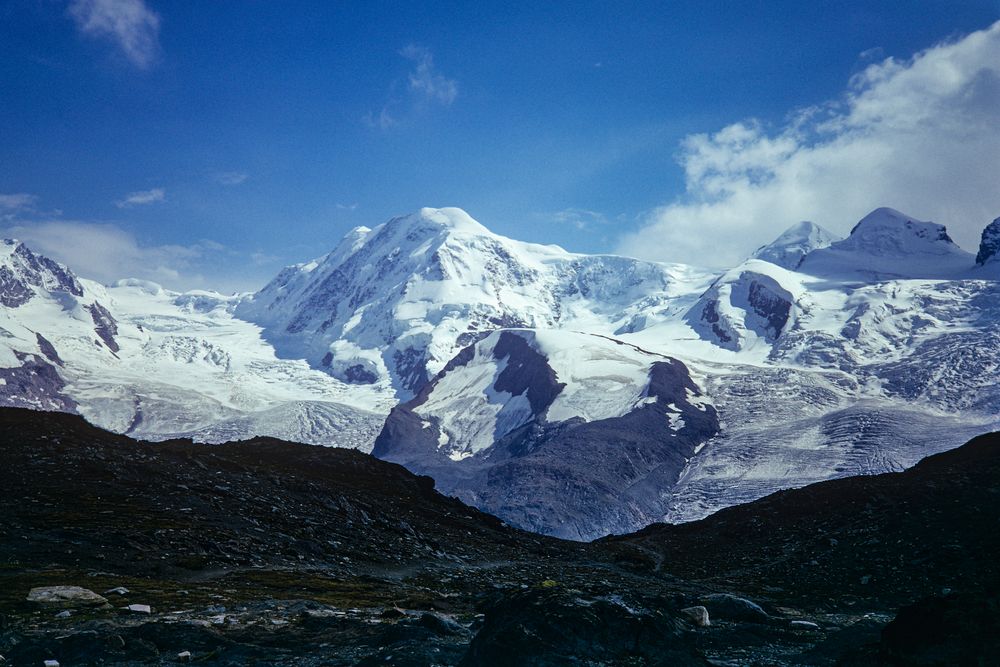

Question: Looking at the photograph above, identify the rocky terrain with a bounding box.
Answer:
[2,206,1000,541]
[1,407,997,665]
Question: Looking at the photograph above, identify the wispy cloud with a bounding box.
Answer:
[336,202,359,211]
[115,187,165,208]
[362,107,397,130]
[401,44,458,106]
[366,44,458,129]
[616,21,1000,267]
[213,171,248,186]
[0,193,38,212]
[2,219,225,288]
[549,208,609,231]
[68,0,161,69]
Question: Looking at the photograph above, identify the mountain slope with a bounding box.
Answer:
[236,207,714,397]
[2,205,1000,540]
[609,430,1000,610]
[374,329,719,540]
[0,248,392,450]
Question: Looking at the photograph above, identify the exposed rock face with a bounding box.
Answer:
[976,216,1000,266]
[688,267,797,351]
[87,302,120,353]
[0,240,83,308]
[374,330,719,539]
[0,353,77,412]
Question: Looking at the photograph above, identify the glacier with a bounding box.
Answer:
[1,206,999,538]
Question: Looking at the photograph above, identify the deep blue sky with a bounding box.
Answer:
[2,1,999,289]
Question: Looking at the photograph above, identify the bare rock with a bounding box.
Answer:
[697,593,769,624]
[679,605,710,627]
[26,586,107,607]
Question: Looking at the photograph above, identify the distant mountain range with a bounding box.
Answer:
[2,207,999,538]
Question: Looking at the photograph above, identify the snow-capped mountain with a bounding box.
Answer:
[373,329,718,540]
[751,220,840,269]
[0,245,390,449]
[2,205,999,539]
[798,207,975,280]
[236,207,714,398]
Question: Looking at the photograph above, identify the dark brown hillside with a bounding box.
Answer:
[1,407,998,665]
[608,432,1000,610]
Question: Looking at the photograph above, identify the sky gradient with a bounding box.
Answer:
[2,1,1000,290]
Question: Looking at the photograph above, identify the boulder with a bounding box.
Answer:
[26,586,107,607]
[679,606,710,627]
[461,588,703,666]
[697,593,769,624]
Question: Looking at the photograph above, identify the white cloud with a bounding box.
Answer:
[366,44,457,129]
[0,193,39,212]
[615,21,1000,267]
[115,187,165,208]
[401,44,458,106]
[68,0,161,69]
[550,208,609,231]
[2,219,226,289]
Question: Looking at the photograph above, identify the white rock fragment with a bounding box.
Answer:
[177,651,192,662]
[104,587,129,596]
[27,586,107,606]
[44,661,61,667]
[126,604,152,614]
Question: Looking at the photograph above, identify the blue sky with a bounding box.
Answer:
[2,1,1000,290]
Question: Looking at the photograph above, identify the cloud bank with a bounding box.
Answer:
[68,0,161,69]
[615,21,1000,267]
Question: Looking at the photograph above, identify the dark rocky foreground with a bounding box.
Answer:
[0,408,997,666]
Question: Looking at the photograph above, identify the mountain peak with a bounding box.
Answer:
[388,207,491,237]
[0,239,85,306]
[752,221,840,269]
[976,217,1000,266]
[796,207,973,280]
[845,207,956,250]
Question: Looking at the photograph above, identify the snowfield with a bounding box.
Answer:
[2,205,999,536]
